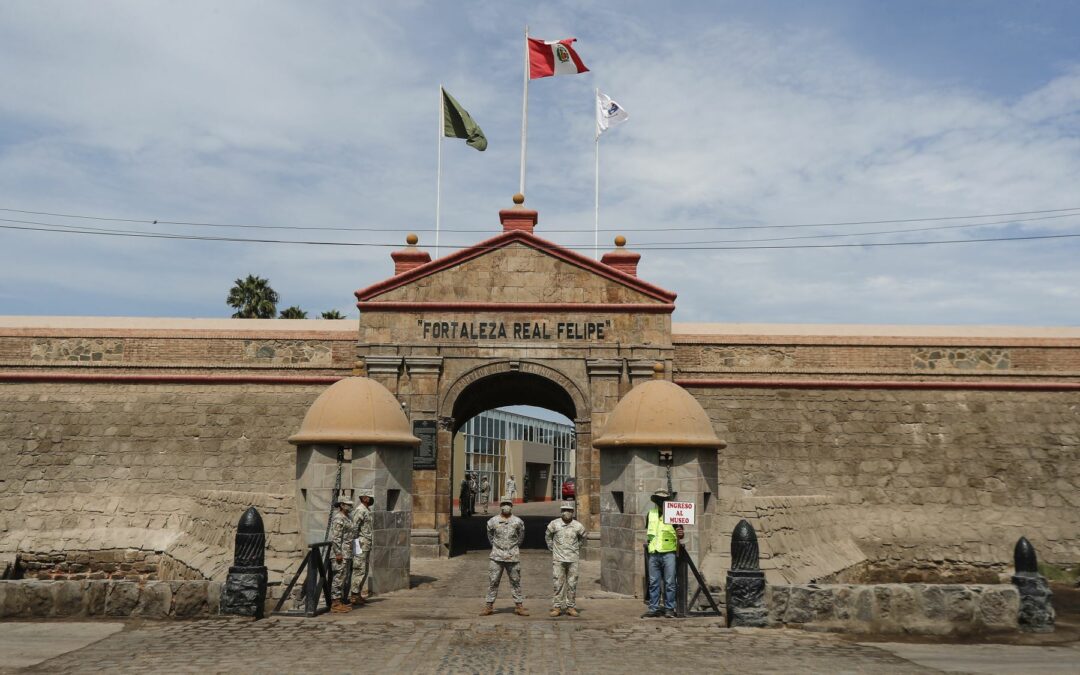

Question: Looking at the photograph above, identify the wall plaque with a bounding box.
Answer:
[412,420,438,470]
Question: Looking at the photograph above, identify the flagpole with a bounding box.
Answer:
[436,84,443,258]
[594,89,601,260]
[519,25,529,196]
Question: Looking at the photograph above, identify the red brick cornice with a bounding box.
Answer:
[0,329,357,340]
[5,372,1077,391]
[354,229,677,304]
[675,378,1080,391]
[356,301,675,314]
[672,334,1080,348]
[0,372,342,385]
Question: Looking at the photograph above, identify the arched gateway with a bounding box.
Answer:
[354,195,679,558]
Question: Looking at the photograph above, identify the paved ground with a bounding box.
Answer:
[2,551,1078,673]
[0,622,123,670]
[867,642,1080,674]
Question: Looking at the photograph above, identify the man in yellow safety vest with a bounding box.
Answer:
[641,489,684,618]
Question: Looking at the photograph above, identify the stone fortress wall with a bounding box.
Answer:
[1,317,1078,586]
[0,318,354,582]
[675,324,1080,583]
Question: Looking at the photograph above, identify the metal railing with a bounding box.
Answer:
[272,542,334,617]
[642,543,722,617]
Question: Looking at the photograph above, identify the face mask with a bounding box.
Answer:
[501,506,512,515]
[562,512,573,521]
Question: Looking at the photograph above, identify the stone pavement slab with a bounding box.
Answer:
[868,642,1080,675]
[0,622,123,671]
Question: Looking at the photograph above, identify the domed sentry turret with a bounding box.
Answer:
[289,377,420,446]
[593,364,723,449]
[593,363,724,597]
[289,376,420,596]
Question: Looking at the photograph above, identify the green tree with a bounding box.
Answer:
[320,309,346,320]
[226,275,279,319]
[279,306,308,319]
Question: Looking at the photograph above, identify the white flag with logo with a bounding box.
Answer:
[596,91,629,136]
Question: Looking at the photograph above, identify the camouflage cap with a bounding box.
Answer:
[338,497,354,507]
[651,489,671,499]
[499,495,513,506]
[560,501,575,511]
[357,488,374,498]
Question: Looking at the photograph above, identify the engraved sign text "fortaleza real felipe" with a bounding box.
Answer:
[419,320,611,341]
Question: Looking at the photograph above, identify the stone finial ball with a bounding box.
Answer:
[406,233,419,245]
[653,362,665,374]
[512,193,525,205]
[614,235,626,247]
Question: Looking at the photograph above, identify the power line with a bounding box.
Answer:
[8,210,1080,247]
[3,218,1080,251]
[647,212,1079,245]
[1,204,1079,234]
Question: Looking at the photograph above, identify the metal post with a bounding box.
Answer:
[676,545,689,617]
[519,25,530,196]
[642,543,649,605]
[271,542,333,618]
[302,548,318,616]
[435,84,443,257]
[594,105,600,260]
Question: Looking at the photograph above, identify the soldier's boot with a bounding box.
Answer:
[479,603,494,616]
[331,599,352,613]
[549,608,562,617]
[566,608,579,617]
[515,604,530,616]
[350,594,365,605]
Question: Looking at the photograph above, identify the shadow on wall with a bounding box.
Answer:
[704,495,866,586]
[1,490,303,585]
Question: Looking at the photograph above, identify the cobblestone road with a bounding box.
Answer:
[20,617,936,674]
[29,550,1080,673]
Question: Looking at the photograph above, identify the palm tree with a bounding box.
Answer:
[279,306,308,319]
[227,275,279,318]
[320,309,346,320]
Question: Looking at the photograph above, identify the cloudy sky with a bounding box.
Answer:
[1,1,1079,325]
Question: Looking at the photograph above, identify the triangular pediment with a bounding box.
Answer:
[355,230,676,310]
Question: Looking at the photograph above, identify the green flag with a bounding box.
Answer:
[442,88,487,151]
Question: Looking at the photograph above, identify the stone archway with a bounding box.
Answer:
[439,360,588,430]
[436,360,593,554]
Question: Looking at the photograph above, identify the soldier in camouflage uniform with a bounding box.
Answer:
[467,473,479,515]
[329,497,355,613]
[478,475,491,514]
[545,501,587,617]
[480,495,529,616]
[349,489,374,605]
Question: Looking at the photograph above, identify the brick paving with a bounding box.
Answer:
[21,617,936,674]
[11,551,945,674]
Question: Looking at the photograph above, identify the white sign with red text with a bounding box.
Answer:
[663,501,695,525]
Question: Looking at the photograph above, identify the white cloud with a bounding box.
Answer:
[0,2,1077,324]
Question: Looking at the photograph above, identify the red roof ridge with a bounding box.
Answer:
[354,229,677,303]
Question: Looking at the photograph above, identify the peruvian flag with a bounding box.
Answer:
[528,37,589,79]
